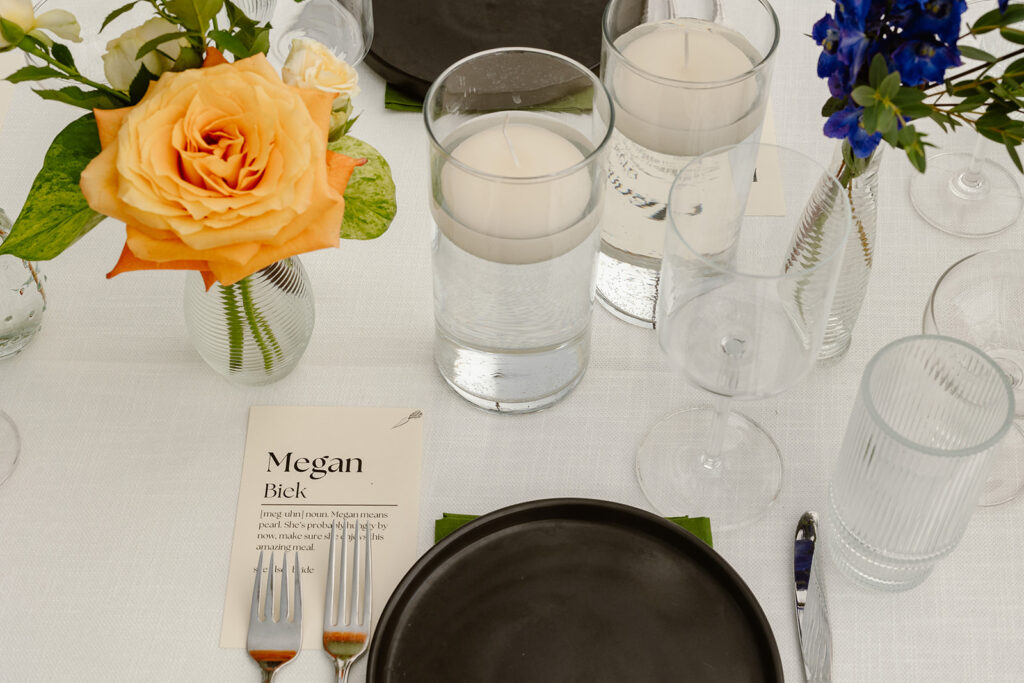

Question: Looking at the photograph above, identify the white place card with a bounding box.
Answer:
[220,405,423,649]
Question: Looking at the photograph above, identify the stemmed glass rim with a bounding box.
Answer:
[665,142,852,281]
[860,335,1015,458]
[422,47,615,185]
[600,0,781,90]
[924,248,1024,333]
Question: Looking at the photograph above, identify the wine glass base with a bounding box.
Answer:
[636,406,783,531]
[978,421,1024,507]
[909,152,1023,238]
[0,410,20,487]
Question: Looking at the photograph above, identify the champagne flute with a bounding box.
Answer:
[636,143,851,530]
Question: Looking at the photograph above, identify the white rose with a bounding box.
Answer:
[102,18,186,91]
[0,0,80,48]
[281,37,360,102]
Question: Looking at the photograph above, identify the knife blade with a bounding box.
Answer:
[794,511,832,682]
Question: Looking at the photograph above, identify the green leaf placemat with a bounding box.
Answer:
[434,512,713,547]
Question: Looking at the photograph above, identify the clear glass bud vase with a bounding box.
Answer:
[0,209,46,359]
[183,257,315,386]
[818,143,881,360]
[233,0,277,22]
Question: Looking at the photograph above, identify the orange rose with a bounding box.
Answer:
[80,49,362,286]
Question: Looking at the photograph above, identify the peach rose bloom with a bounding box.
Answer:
[80,50,362,286]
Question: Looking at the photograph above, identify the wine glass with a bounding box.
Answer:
[924,249,1024,505]
[269,0,373,67]
[636,143,851,530]
[908,1,1023,237]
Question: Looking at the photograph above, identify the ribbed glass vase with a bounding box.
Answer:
[0,208,46,359]
[817,142,882,360]
[233,0,277,22]
[183,257,315,386]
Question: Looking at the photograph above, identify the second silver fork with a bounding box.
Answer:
[323,518,373,683]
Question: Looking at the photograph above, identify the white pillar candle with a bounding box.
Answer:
[437,114,594,264]
[612,19,763,156]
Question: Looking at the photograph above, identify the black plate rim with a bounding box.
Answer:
[367,497,783,681]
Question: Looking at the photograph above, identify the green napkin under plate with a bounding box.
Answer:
[435,511,713,547]
[385,84,424,112]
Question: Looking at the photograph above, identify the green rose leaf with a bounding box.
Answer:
[0,114,105,260]
[102,1,143,31]
[6,65,64,83]
[33,86,125,110]
[329,136,397,240]
[208,29,250,59]
[165,0,225,32]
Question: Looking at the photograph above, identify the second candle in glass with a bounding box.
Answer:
[425,48,614,413]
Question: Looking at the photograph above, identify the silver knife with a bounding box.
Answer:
[794,511,832,682]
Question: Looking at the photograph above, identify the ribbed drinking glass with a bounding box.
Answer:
[826,335,1014,591]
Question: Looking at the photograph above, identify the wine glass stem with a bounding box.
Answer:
[702,396,732,471]
[952,135,988,197]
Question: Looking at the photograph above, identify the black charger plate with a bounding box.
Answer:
[366,0,608,99]
[367,498,783,682]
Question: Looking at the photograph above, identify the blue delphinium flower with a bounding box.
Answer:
[904,0,968,44]
[812,14,843,78]
[835,0,873,28]
[892,39,962,85]
[824,105,883,157]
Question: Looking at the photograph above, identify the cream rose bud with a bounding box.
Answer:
[281,37,360,102]
[0,0,81,48]
[102,18,186,91]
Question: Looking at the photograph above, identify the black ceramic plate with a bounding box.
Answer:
[367,499,783,682]
[366,0,608,99]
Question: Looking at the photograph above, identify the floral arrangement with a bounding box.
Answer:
[812,0,1024,174]
[0,0,395,288]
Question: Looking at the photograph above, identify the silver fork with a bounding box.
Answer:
[323,518,373,683]
[247,551,302,682]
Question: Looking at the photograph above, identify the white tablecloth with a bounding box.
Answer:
[1,2,1023,681]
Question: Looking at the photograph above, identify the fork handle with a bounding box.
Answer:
[333,658,353,683]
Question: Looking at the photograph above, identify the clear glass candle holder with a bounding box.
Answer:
[424,48,614,413]
[596,0,780,327]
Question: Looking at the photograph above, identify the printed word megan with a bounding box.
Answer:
[266,451,364,480]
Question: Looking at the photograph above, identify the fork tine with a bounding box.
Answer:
[293,551,302,625]
[265,551,276,623]
[350,519,361,627]
[362,521,372,627]
[250,550,264,628]
[325,519,337,629]
[338,517,349,626]
[280,552,289,624]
